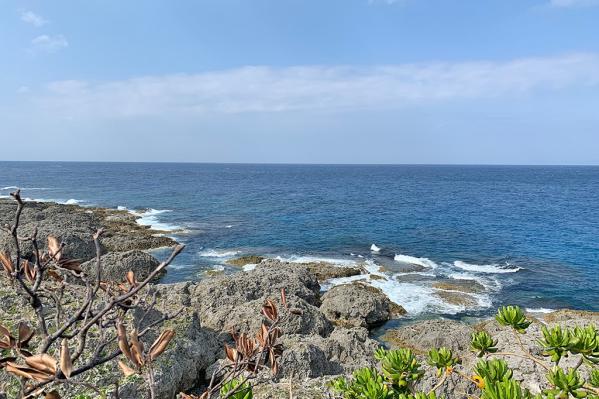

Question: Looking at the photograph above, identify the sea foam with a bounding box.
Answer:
[394,254,439,269]
[453,260,521,274]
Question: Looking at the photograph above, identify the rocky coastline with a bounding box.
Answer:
[1,199,597,398]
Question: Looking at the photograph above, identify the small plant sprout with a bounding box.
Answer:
[545,367,586,398]
[471,331,499,357]
[220,378,253,399]
[539,325,572,364]
[474,359,513,384]
[568,325,599,364]
[381,349,424,392]
[427,347,460,377]
[495,306,532,334]
[481,378,533,399]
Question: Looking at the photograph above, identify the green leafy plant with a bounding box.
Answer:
[495,306,532,333]
[568,325,599,364]
[471,331,499,357]
[474,359,513,384]
[545,367,586,399]
[481,377,533,399]
[220,378,253,399]
[539,326,572,364]
[331,368,394,399]
[590,369,599,388]
[332,305,599,399]
[427,347,460,377]
[397,393,438,399]
[381,349,424,391]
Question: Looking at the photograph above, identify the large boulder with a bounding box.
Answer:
[320,282,406,328]
[382,319,474,354]
[277,327,380,378]
[80,250,161,282]
[117,283,222,399]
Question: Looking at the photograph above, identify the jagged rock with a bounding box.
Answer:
[382,319,474,354]
[80,250,162,282]
[226,255,265,267]
[320,282,406,328]
[434,290,479,307]
[432,279,486,294]
[0,199,175,262]
[277,327,380,378]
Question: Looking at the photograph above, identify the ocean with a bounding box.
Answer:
[1,162,598,319]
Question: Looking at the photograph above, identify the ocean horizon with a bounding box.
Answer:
[2,161,598,319]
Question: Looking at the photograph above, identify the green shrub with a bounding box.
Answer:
[332,305,598,399]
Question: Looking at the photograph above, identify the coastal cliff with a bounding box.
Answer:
[0,199,597,398]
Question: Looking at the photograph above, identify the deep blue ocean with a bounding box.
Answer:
[1,162,598,318]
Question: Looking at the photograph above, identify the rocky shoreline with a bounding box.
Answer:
[1,199,597,398]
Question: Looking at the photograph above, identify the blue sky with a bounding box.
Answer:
[1,0,599,164]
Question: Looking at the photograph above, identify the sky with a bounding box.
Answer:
[1,0,599,164]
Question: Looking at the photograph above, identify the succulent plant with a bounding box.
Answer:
[495,306,532,334]
[474,359,513,384]
[381,348,424,391]
[544,367,586,399]
[427,347,460,376]
[471,331,499,357]
[539,325,572,364]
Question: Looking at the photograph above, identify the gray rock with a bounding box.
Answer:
[80,250,161,282]
[320,282,406,328]
[382,319,474,354]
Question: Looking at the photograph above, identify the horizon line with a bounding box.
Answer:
[1,160,598,167]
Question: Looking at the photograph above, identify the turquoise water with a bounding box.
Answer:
[1,162,597,317]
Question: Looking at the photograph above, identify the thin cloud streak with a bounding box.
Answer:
[34,53,599,119]
[30,34,68,53]
[20,10,47,27]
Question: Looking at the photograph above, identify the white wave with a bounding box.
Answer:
[243,263,257,271]
[117,205,128,211]
[370,243,381,252]
[453,260,521,274]
[394,254,439,269]
[225,225,234,228]
[64,199,81,205]
[131,208,182,232]
[275,255,358,267]
[198,249,241,258]
[526,307,555,314]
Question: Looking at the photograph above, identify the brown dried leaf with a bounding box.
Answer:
[18,322,34,347]
[129,329,144,367]
[281,288,287,308]
[262,299,278,321]
[44,391,61,399]
[47,235,62,261]
[0,252,14,274]
[23,260,36,283]
[118,360,137,377]
[116,322,132,363]
[59,340,72,378]
[224,344,238,362]
[58,259,82,274]
[149,329,175,361]
[25,354,57,375]
[6,362,53,382]
[125,270,136,287]
[47,269,63,282]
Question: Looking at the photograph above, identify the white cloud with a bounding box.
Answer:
[33,53,599,118]
[549,0,599,7]
[31,34,68,53]
[20,11,47,27]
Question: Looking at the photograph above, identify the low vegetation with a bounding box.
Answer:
[330,305,599,399]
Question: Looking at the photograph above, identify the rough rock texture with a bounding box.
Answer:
[81,250,161,282]
[259,258,364,282]
[226,255,265,267]
[320,282,406,328]
[382,319,474,354]
[0,199,175,262]
[432,279,486,294]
